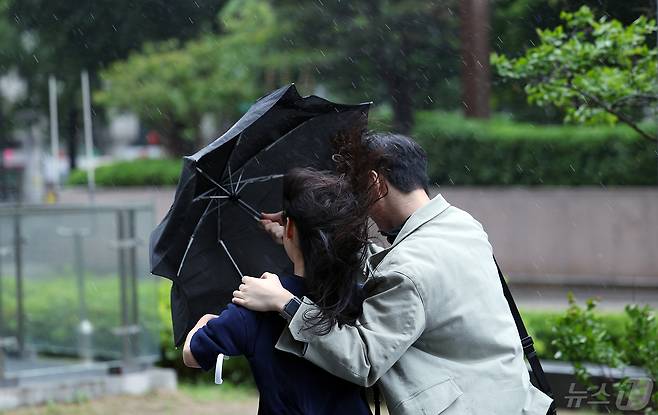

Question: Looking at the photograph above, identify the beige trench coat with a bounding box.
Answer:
[276,195,553,415]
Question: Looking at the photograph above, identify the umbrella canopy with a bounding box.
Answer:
[150,84,370,346]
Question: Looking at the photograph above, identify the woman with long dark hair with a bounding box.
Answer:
[182,167,371,415]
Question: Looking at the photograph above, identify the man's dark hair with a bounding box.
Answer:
[364,132,429,194]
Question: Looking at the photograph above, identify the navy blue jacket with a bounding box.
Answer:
[190,274,370,415]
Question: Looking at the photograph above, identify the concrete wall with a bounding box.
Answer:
[437,187,658,286]
[60,186,658,287]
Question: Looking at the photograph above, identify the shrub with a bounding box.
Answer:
[67,112,657,187]
[551,294,658,411]
[67,158,182,187]
[521,308,627,363]
[410,111,657,186]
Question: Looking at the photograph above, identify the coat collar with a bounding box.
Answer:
[389,194,451,248]
[367,194,451,273]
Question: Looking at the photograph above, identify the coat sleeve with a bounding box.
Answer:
[275,270,426,387]
[190,304,253,372]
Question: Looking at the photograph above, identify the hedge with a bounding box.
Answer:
[68,158,182,187]
[66,112,657,187]
[410,112,657,186]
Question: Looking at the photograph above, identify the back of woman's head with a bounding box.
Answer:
[282,168,369,334]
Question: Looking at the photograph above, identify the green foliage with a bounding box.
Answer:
[551,294,658,411]
[521,308,628,362]
[492,6,658,142]
[410,111,657,186]
[620,304,658,408]
[68,111,657,187]
[551,294,623,383]
[95,0,284,155]
[6,0,225,168]
[276,0,460,132]
[67,159,182,187]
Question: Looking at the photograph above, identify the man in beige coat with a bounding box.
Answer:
[233,133,553,414]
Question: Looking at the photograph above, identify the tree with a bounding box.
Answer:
[0,0,23,199]
[95,0,284,156]
[276,1,460,134]
[490,0,655,122]
[491,6,657,142]
[8,0,225,167]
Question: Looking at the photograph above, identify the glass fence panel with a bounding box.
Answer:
[0,204,159,379]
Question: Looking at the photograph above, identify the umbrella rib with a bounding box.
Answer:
[192,188,217,203]
[228,164,235,193]
[196,166,231,194]
[196,195,230,200]
[220,239,243,280]
[176,200,218,277]
[176,236,195,277]
[234,169,245,193]
[235,173,285,194]
[196,167,262,220]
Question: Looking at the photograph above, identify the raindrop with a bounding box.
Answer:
[32,54,39,63]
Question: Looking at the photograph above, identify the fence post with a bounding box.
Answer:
[13,208,25,358]
[0,245,6,336]
[116,209,132,367]
[127,208,139,357]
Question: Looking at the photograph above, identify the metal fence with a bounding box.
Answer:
[0,203,160,385]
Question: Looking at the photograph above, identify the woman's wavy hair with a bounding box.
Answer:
[282,168,370,335]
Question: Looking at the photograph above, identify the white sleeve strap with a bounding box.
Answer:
[214,354,225,385]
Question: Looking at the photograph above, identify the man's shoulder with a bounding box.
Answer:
[372,206,490,284]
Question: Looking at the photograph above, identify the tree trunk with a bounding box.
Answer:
[390,78,414,134]
[460,0,491,118]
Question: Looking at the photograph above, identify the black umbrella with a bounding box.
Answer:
[149,84,370,346]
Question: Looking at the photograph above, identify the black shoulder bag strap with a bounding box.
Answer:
[494,256,557,415]
[362,383,382,415]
